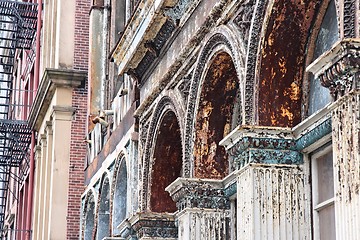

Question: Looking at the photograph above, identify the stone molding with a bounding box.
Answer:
[28,68,87,131]
[184,32,241,177]
[111,0,176,75]
[243,0,268,125]
[220,117,332,169]
[306,39,360,99]
[128,212,177,239]
[51,106,76,121]
[44,121,53,135]
[140,96,182,211]
[166,178,230,212]
[295,117,332,150]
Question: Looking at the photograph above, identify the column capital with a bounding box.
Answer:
[220,125,303,169]
[39,134,47,147]
[51,105,75,121]
[127,212,177,239]
[45,121,53,135]
[34,145,41,153]
[34,145,42,165]
[166,178,229,211]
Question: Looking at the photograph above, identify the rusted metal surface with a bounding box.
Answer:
[194,53,239,179]
[258,0,321,127]
[150,111,182,212]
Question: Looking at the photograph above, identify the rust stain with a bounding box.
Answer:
[258,0,321,127]
[280,104,294,121]
[194,52,239,179]
[150,111,182,212]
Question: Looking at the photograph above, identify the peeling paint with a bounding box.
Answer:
[331,92,360,239]
[237,164,310,239]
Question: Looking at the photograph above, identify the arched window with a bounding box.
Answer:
[97,177,110,240]
[112,158,127,236]
[150,110,182,213]
[193,52,239,179]
[307,0,339,115]
[84,194,95,240]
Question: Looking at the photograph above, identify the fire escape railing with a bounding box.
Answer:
[0,0,37,233]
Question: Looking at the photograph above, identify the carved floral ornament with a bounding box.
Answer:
[307,39,360,99]
[127,212,177,239]
[165,178,230,211]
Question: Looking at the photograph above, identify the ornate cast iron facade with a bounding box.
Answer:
[82,0,360,239]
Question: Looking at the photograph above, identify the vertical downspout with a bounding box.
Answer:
[104,0,111,110]
[25,0,42,239]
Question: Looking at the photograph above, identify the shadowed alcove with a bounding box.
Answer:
[150,110,182,213]
[193,52,239,179]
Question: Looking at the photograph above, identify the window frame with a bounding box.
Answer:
[310,144,336,240]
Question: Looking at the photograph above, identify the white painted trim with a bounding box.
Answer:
[311,144,335,240]
[314,197,335,211]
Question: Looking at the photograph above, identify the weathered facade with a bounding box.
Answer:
[83,0,360,239]
[0,0,89,239]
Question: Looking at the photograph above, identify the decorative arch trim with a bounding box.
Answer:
[96,173,111,240]
[140,95,184,211]
[184,29,243,178]
[109,152,127,236]
[82,189,97,240]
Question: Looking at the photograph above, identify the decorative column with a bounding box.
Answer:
[166,178,230,239]
[31,145,41,240]
[42,122,53,240]
[220,127,311,240]
[35,135,46,240]
[334,0,359,38]
[47,106,74,240]
[307,39,360,239]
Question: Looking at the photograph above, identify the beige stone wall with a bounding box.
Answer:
[30,70,86,239]
[40,0,76,77]
[32,87,74,240]
[31,1,87,238]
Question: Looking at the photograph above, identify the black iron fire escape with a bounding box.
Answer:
[0,0,37,233]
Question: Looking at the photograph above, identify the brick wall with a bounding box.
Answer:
[68,83,88,240]
[74,0,90,71]
[68,0,90,239]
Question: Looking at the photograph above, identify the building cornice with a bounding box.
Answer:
[28,68,87,131]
